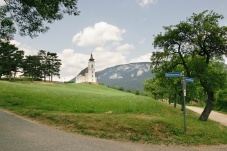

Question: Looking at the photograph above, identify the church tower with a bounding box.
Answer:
[87,53,96,82]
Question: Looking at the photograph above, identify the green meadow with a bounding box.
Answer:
[0,81,227,145]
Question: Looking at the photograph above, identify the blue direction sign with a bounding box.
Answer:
[184,78,194,83]
[165,72,181,77]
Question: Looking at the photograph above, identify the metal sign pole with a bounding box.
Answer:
[181,71,187,134]
[183,82,186,134]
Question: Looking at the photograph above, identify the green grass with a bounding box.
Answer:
[0,81,227,145]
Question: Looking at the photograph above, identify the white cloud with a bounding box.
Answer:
[56,49,89,81]
[10,40,21,47]
[22,47,37,56]
[72,22,125,47]
[116,43,135,55]
[58,49,88,73]
[9,40,37,56]
[93,48,127,71]
[137,0,157,7]
[130,53,152,63]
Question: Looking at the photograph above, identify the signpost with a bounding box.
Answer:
[165,72,181,77]
[165,71,194,134]
[184,78,194,83]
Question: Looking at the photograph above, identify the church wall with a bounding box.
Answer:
[76,73,89,83]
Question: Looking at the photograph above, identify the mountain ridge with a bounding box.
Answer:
[96,62,153,91]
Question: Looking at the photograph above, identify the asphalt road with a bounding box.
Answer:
[1,109,227,151]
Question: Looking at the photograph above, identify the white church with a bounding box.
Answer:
[75,54,97,83]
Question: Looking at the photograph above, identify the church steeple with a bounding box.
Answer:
[89,53,94,62]
[88,53,96,82]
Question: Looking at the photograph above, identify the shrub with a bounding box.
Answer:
[126,89,131,93]
[215,89,227,111]
[135,90,140,95]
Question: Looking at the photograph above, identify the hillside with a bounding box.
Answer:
[1,81,227,145]
[96,62,153,91]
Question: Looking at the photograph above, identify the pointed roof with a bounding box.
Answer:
[89,53,95,62]
[77,67,88,76]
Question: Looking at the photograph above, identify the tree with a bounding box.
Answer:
[23,55,42,82]
[38,50,48,81]
[22,51,61,82]
[46,52,61,81]
[38,50,61,82]
[152,10,227,121]
[144,78,167,100]
[1,0,80,38]
[144,60,185,107]
[0,40,21,80]
[10,50,24,81]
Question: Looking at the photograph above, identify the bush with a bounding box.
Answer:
[126,89,131,93]
[118,87,124,91]
[134,90,140,95]
[215,89,227,111]
[112,86,124,91]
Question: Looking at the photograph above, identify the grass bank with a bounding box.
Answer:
[0,81,227,145]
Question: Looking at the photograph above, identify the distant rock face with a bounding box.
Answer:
[137,69,143,76]
[109,73,123,79]
[96,62,153,91]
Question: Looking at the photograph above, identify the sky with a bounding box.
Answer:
[1,0,227,81]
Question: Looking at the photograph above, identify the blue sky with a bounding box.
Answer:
[2,0,227,81]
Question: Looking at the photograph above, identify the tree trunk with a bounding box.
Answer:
[168,94,172,104]
[9,72,12,81]
[31,75,34,83]
[174,93,177,108]
[44,73,46,81]
[199,91,215,121]
[13,71,16,81]
[154,94,157,100]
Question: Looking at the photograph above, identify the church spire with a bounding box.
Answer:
[89,53,94,61]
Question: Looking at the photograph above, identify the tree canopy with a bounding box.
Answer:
[0,6,16,40]
[1,0,80,38]
[151,10,227,121]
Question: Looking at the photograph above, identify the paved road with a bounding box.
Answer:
[186,106,227,127]
[1,109,227,151]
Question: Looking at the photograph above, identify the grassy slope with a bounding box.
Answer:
[0,81,227,145]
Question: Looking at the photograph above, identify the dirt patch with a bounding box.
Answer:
[150,123,171,141]
[134,114,154,120]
